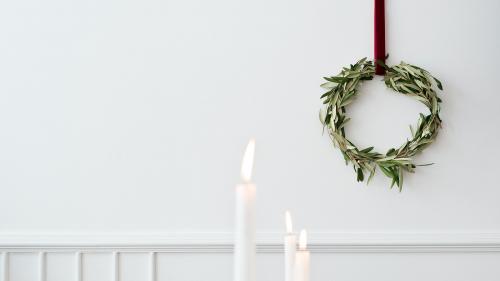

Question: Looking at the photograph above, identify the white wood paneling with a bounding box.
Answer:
[7,253,37,281]
[38,252,45,281]
[75,252,82,281]
[0,232,499,280]
[81,253,112,281]
[46,253,75,281]
[112,252,119,281]
[157,253,232,281]
[149,252,156,281]
[2,250,500,281]
[1,232,500,253]
[119,253,149,281]
[2,252,9,281]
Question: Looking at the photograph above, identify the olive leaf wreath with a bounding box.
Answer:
[319,58,443,190]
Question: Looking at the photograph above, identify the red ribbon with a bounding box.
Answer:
[374,0,386,75]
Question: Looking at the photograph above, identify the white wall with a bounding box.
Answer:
[1,0,499,280]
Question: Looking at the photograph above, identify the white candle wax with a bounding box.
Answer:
[294,230,310,281]
[284,211,296,281]
[234,139,256,281]
[234,183,256,281]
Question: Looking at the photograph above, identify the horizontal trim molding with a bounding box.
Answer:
[1,232,500,253]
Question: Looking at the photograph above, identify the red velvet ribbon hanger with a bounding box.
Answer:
[374,0,386,75]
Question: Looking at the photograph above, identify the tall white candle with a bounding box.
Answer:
[294,230,310,281]
[234,139,256,281]
[284,211,297,281]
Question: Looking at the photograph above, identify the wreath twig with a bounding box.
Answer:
[319,58,443,190]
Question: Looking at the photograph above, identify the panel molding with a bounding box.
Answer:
[1,231,499,253]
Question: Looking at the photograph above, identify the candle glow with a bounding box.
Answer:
[299,229,307,250]
[240,138,256,182]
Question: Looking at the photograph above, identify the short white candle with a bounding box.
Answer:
[294,230,310,281]
[234,139,256,281]
[284,211,297,281]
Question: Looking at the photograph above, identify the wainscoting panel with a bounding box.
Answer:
[82,253,112,281]
[2,251,500,281]
[157,253,232,281]
[1,232,500,281]
[5,253,38,281]
[46,253,75,281]
[119,253,151,281]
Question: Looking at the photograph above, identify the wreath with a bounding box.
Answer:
[319,58,443,190]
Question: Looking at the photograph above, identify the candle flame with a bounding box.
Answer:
[285,211,293,234]
[240,138,256,182]
[299,229,307,250]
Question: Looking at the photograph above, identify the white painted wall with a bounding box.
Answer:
[0,0,499,280]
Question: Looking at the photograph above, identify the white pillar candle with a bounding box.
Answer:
[234,139,256,281]
[294,230,310,281]
[284,211,297,281]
